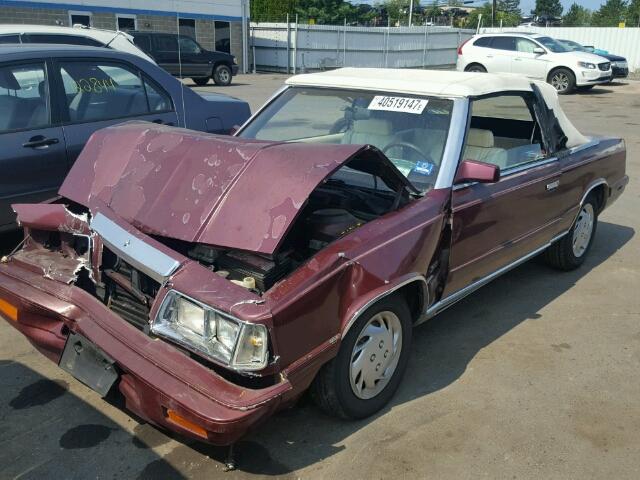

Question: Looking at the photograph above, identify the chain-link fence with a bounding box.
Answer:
[250,20,474,73]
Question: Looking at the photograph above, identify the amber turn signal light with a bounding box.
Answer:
[0,298,18,322]
[165,409,208,439]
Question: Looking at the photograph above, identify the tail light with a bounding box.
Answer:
[458,38,472,55]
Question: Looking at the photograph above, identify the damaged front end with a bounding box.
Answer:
[0,123,420,445]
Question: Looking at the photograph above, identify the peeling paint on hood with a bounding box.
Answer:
[60,122,411,255]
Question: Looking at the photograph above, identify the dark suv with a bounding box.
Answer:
[130,32,238,86]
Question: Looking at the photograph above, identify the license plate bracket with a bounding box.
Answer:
[59,332,118,397]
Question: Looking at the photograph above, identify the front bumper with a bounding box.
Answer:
[232,64,239,76]
[612,66,628,78]
[0,263,291,446]
[576,68,613,85]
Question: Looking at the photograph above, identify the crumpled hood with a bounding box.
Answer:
[59,122,410,255]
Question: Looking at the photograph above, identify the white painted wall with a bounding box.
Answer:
[482,26,640,72]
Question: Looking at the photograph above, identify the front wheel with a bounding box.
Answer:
[466,64,487,73]
[544,194,598,270]
[549,68,576,94]
[310,296,412,419]
[213,65,232,86]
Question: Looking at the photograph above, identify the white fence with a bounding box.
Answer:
[482,26,640,72]
[250,23,474,73]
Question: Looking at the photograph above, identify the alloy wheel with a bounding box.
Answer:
[552,72,570,92]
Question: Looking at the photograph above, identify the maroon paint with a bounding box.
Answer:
[0,124,628,446]
[454,159,500,184]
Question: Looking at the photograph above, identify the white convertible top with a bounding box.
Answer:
[286,68,588,148]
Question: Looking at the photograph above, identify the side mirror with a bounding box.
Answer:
[584,45,595,52]
[454,160,500,185]
[533,47,545,55]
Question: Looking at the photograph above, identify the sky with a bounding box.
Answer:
[352,0,607,16]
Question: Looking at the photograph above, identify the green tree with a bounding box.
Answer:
[384,0,418,25]
[498,0,521,16]
[627,0,640,25]
[592,0,627,25]
[532,0,563,17]
[251,0,298,22]
[465,1,520,28]
[562,3,592,25]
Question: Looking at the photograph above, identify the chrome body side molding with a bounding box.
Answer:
[416,230,569,325]
[90,213,180,283]
[342,275,428,336]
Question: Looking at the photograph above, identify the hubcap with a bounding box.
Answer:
[572,203,594,257]
[350,311,402,400]
[552,73,569,92]
[219,69,230,82]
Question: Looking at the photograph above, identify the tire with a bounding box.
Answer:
[213,64,232,86]
[310,295,412,419]
[544,194,598,271]
[192,77,210,86]
[465,64,487,73]
[548,68,576,95]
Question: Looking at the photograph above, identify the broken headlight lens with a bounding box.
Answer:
[152,290,268,371]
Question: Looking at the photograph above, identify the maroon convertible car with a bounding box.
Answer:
[0,69,628,447]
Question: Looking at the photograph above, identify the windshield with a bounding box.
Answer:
[239,87,454,192]
[536,36,571,53]
[559,39,587,52]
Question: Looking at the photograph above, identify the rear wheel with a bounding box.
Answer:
[310,296,412,419]
[549,68,576,94]
[465,64,487,73]
[192,77,210,86]
[213,64,232,86]
[544,194,598,270]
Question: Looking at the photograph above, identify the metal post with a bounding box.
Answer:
[251,24,256,73]
[293,14,298,74]
[343,18,347,66]
[422,24,428,68]
[286,14,290,74]
[409,0,414,27]
[241,0,249,74]
[385,22,390,68]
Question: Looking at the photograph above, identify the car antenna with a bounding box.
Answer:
[176,6,187,128]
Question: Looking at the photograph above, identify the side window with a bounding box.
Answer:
[24,34,104,47]
[178,36,201,54]
[155,35,178,52]
[490,36,516,51]
[143,76,173,112]
[463,94,546,171]
[0,35,20,44]
[473,37,492,47]
[58,61,158,123]
[0,63,50,133]
[516,38,538,53]
[132,35,151,53]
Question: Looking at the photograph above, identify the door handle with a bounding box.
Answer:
[22,136,59,149]
[546,180,560,191]
[514,58,522,61]
[486,54,494,58]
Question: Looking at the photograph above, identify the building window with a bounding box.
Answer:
[178,18,196,40]
[69,11,91,27]
[214,21,230,53]
[117,14,137,32]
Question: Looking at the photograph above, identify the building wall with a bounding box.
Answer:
[0,1,248,71]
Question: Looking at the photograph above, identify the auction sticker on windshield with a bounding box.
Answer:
[368,96,428,114]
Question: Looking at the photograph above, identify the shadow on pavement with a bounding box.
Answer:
[0,222,634,477]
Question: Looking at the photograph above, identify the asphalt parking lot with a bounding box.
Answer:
[1,74,639,480]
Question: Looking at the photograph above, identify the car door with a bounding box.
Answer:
[178,36,211,77]
[0,60,68,229]
[485,36,517,73]
[511,38,548,80]
[152,34,183,76]
[442,92,564,297]
[52,58,178,164]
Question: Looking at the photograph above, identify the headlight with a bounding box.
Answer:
[578,61,596,69]
[232,56,237,64]
[152,290,268,371]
